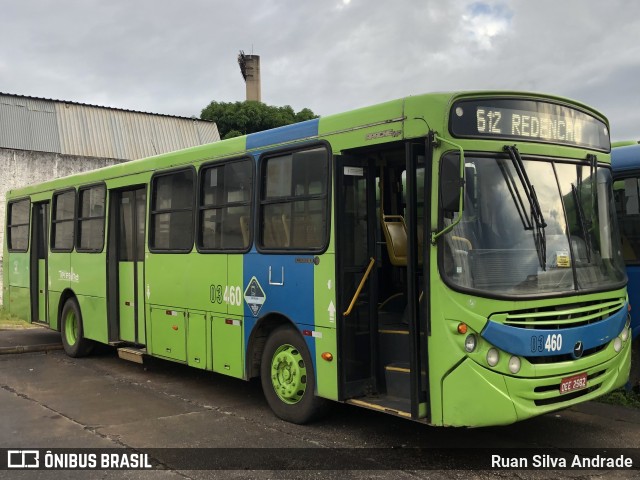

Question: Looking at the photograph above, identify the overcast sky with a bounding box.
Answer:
[2,0,639,141]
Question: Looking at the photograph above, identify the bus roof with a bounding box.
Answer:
[6,90,609,199]
[612,143,640,174]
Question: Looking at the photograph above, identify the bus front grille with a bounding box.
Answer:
[490,297,626,330]
[532,370,606,407]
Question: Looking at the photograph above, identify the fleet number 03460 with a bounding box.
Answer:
[210,285,242,306]
[530,334,563,353]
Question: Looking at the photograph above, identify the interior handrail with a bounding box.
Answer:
[343,257,376,316]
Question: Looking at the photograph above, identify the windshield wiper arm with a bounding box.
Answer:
[571,183,592,263]
[497,159,533,231]
[504,145,547,270]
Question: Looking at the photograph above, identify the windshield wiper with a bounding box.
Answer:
[497,159,533,231]
[574,155,597,263]
[503,145,547,270]
[571,183,592,263]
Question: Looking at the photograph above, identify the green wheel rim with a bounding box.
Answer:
[270,343,307,404]
[64,309,78,346]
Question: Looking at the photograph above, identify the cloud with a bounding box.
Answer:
[0,0,638,139]
[462,2,512,50]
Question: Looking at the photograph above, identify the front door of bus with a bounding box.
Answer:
[30,202,49,324]
[109,187,146,344]
[336,156,379,396]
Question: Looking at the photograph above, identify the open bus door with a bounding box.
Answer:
[336,141,429,420]
[30,201,49,325]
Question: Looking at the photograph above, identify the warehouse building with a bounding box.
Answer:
[0,92,220,304]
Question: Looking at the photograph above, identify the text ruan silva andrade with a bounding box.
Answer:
[491,454,634,469]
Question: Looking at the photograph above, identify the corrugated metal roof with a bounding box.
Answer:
[0,95,61,152]
[0,92,219,160]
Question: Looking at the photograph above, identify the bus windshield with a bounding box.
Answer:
[441,154,626,296]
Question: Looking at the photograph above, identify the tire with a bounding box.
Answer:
[60,298,94,358]
[260,325,327,424]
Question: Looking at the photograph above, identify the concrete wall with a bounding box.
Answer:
[0,147,126,305]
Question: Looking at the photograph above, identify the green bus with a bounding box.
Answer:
[3,91,631,427]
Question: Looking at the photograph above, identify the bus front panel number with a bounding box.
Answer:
[210,285,240,305]
[476,108,502,134]
[530,334,563,353]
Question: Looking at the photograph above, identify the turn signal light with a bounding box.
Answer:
[321,352,334,362]
[457,323,468,334]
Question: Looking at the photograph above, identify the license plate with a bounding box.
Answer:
[559,372,588,394]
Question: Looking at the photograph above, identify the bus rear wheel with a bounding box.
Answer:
[260,325,326,424]
[60,298,94,358]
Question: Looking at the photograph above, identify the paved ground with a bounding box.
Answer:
[0,325,62,354]
[1,327,640,479]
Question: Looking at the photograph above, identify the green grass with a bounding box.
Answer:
[0,308,31,328]
[595,388,640,409]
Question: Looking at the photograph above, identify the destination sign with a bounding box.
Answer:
[449,99,610,151]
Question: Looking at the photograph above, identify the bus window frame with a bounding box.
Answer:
[6,196,31,253]
[196,155,255,254]
[148,165,197,254]
[76,182,107,254]
[51,188,77,253]
[256,141,332,255]
[613,172,640,266]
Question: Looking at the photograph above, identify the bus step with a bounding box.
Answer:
[384,363,426,398]
[117,347,146,364]
[346,395,411,419]
[378,329,410,366]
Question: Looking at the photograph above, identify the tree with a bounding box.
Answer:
[200,101,319,139]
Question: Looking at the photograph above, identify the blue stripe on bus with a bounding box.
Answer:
[481,303,628,357]
[242,253,317,361]
[246,118,319,150]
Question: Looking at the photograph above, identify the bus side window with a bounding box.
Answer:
[150,168,195,252]
[52,189,76,252]
[7,198,31,252]
[616,177,640,262]
[259,146,329,251]
[198,158,253,251]
[77,184,106,252]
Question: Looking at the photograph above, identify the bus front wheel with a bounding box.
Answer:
[260,325,326,424]
[60,298,94,358]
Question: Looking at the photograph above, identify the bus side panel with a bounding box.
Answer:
[6,252,30,320]
[243,252,317,375]
[627,264,640,338]
[76,295,108,343]
[48,252,71,329]
[317,101,405,152]
[227,255,244,317]
[313,252,338,400]
[48,291,62,330]
[71,251,108,343]
[211,313,244,378]
[145,253,228,314]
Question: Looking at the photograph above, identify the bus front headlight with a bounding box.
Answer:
[621,326,630,342]
[487,348,499,367]
[614,337,623,352]
[508,356,521,374]
[464,334,477,352]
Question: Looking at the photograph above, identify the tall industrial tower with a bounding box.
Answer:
[238,51,261,102]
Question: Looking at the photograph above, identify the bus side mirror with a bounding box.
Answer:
[441,155,464,218]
